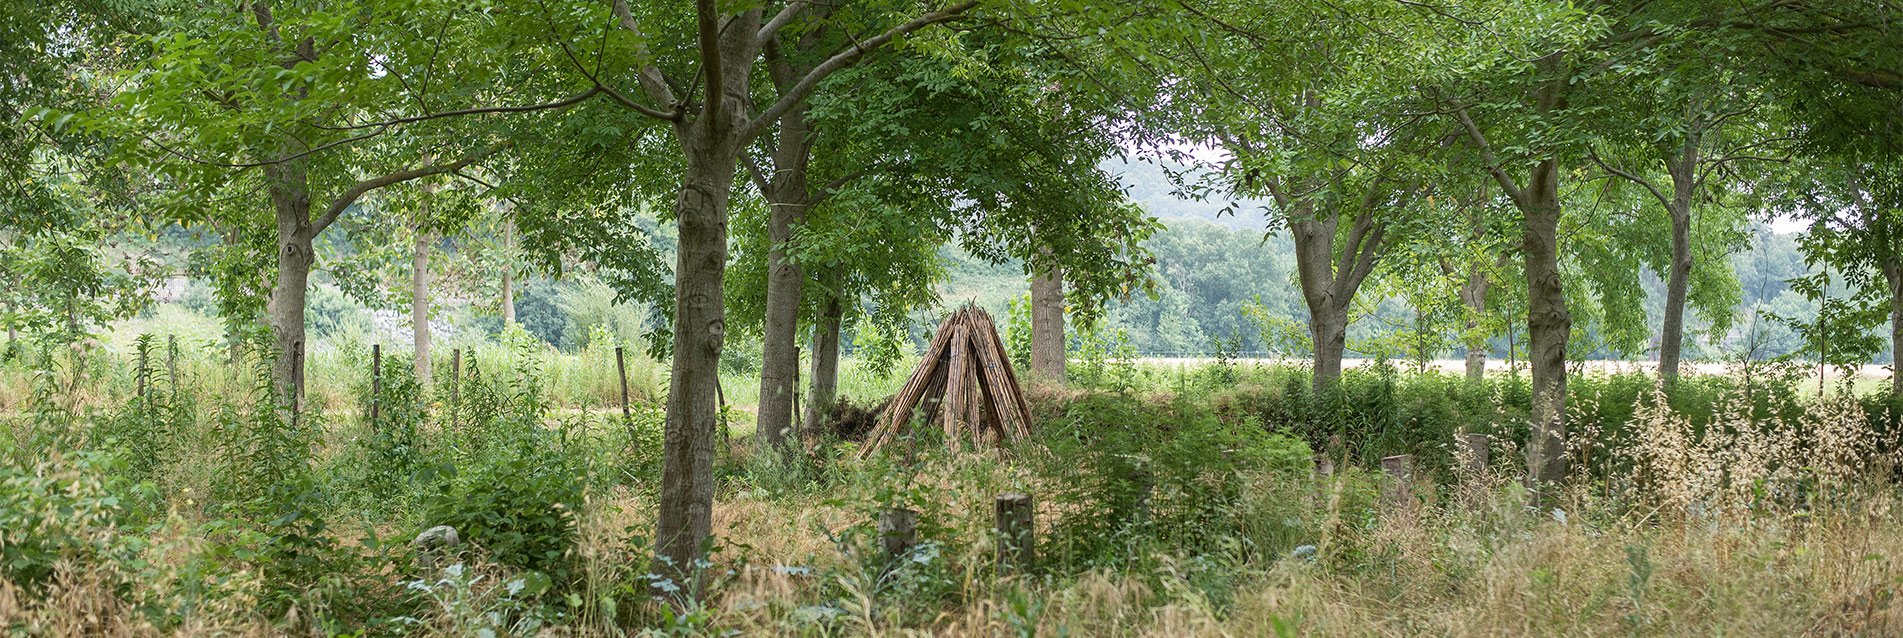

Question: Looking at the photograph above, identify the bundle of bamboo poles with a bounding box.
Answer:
[859,304,1034,457]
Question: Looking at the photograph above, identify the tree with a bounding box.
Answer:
[100,1,592,402]
[1586,39,1777,384]
[534,0,978,573]
[1152,0,1451,391]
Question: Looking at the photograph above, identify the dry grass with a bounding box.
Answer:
[5,353,1902,636]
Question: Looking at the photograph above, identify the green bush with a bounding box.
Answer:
[422,455,581,581]
[1030,394,1311,571]
[0,449,141,593]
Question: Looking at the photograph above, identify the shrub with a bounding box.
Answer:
[422,455,581,581]
[1030,394,1311,571]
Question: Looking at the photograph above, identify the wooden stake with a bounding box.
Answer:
[942,324,972,447]
[995,492,1035,573]
[166,335,178,399]
[450,348,461,431]
[135,337,148,399]
[616,346,632,425]
[371,343,382,430]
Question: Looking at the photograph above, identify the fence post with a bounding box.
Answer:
[616,346,631,424]
[450,348,461,431]
[136,337,149,399]
[995,492,1035,573]
[716,377,732,456]
[878,507,919,560]
[166,335,178,399]
[792,345,801,441]
[1381,454,1414,506]
[371,343,382,430]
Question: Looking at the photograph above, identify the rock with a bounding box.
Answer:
[412,525,460,569]
[1291,545,1318,561]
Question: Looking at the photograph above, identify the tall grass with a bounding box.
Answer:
[1,339,1900,636]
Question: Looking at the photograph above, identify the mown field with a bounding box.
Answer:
[2,337,1901,636]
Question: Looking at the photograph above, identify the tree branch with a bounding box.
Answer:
[759,0,811,44]
[742,1,978,141]
[1588,148,1673,211]
[309,87,607,131]
[1448,101,1529,208]
[694,0,725,124]
[611,0,683,109]
[311,141,510,235]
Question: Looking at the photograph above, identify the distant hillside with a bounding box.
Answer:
[1102,156,1276,232]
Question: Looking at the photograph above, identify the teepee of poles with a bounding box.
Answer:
[859,304,1034,457]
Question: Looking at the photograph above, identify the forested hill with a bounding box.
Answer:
[1104,156,1275,231]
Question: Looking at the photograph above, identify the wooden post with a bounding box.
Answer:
[878,507,919,559]
[371,343,382,429]
[135,337,149,399]
[791,346,801,442]
[1459,433,1490,476]
[616,346,632,425]
[1381,454,1414,506]
[166,335,178,397]
[995,492,1035,573]
[450,348,461,431]
[715,376,732,455]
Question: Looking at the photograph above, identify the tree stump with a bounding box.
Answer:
[995,493,1034,573]
[1459,433,1490,476]
[878,507,919,559]
[1381,454,1414,506]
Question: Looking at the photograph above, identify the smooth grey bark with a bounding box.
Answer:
[1658,150,1697,386]
[1458,272,1491,382]
[756,100,815,452]
[1281,193,1387,393]
[1597,116,1707,386]
[802,281,843,439]
[647,1,759,577]
[501,206,517,326]
[656,125,743,575]
[412,230,434,382]
[1887,258,1903,398]
[1029,264,1066,383]
[264,157,316,403]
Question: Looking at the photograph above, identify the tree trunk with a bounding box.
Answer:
[1290,204,1384,393]
[264,159,314,404]
[802,283,843,440]
[1310,308,1348,390]
[654,127,741,578]
[1030,264,1066,383]
[1885,258,1903,398]
[501,214,517,326]
[1522,158,1571,495]
[1658,139,1700,386]
[1459,271,1491,382]
[412,230,434,383]
[756,105,815,451]
[1658,207,1692,386]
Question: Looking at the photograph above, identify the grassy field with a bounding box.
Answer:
[1,331,1901,636]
